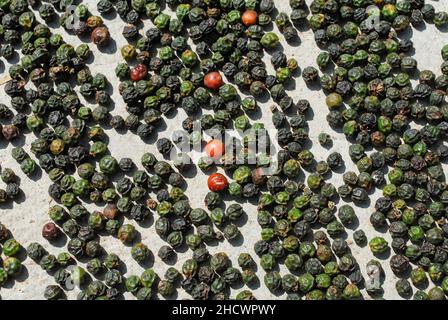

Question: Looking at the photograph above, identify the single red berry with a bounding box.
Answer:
[42,222,61,240]
[208,173,229,192]
[242,10,258,26]
[204,71,224,90]
[91,26,110,46]
[205,139,225,159]
[130,64,148,81]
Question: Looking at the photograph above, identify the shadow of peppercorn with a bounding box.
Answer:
[172,241,189,254]
[231,212,248,229]
[251,186,266,204]
[0,198,14,209]
[228,276,245,291]
[246,273,261,289]
[321,58,336,74]
[126,229,142,248]
[98,37,118,55]
[413,278,430,291]
[292,19,311,33]
[136,250,154,269]
[372,222,390,236]
[2,266,29,288]
[270,287,286,298]
[372,247,392,261]
[261,18,275,32]
[10,133,27,148]
[305,80,322,92]
[28,165,43,182]
[162,251,178,266]
[46,18,61,30]
[353,197,371,209]
[342,216,360,232]
[283,80,297,92]
[413,21,427,32]
[11,188,26,205]
[286,34,302,48]
[396,267,412,281]
[202,236,223,249]
[329,230,349,242]
[298,160,317,174]
[84,50,96,65]
[265,44,285,60]
[5,51,20,64]
[254,90,272,104]
[318,168,333,181]
[178,163,197,180]
[91,268,107,281]
[351,271,366,290]
[111,126,129,136]
[140,128,161,146]
[47,232,68,248]
[78,273,93,291]
[353,236,368,249]
[408,70,422,85]
[15,245,28,262]
[111,256,127,275]
[398,289,413,300]
[0,137,10,151]
[101,10,118,22]
[135,213,154,229]
[163,289,179,300]
[331,162,346,175]
[104,80,115,98]
[13,265,29,283]
[113,280,128,298]
[161,106,179,121]
[77,32,92,44]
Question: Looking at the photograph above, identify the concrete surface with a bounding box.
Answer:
[0,0,448,300]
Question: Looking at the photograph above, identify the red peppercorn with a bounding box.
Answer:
[147,199,158,210]
[130,64,148,81]
[242,10,258,26]
[252,168,267,185]
[1,124,19,140]
[208,173,229,192]
[205,139,225,159]
[91,26,110,46]
[204,71,224,90]
[102,203,118,220]
[42,222,61,240]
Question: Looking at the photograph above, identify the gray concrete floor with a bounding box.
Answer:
[1,0,448,300]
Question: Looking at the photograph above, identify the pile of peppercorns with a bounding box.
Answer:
[299,0,448,300]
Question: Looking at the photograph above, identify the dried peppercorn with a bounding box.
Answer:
[131,243,151,263]
[91,27,110,46]
[207,173,229,192]
[42,222,61,241]
[3,239,21,257]
[369,237,389,255]
[118,224,136,244]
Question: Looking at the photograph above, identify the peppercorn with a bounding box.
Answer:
[42,222,61,241]
[132,243,151,263]
[118,224,136,244]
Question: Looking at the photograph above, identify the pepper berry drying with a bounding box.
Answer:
[208,173,229,192]
[204,72,224,90]
[204,139,225,159]
[130,64,148,82]
[242,10,258,26]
